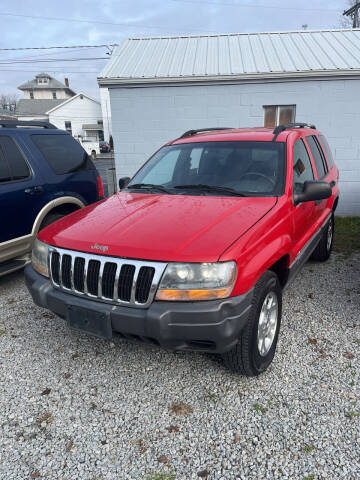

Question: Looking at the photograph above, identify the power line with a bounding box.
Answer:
[0,58,108,65]
[0,43,118,52]
[170,0,341,12]
[1,69,99,74]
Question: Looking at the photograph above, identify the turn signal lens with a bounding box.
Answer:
[156,287,233,301]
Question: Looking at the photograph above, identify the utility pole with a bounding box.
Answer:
[343,1,360,28]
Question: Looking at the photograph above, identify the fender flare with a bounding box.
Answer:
[31,196,85,238]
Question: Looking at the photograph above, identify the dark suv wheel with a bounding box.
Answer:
[222,271,282,376]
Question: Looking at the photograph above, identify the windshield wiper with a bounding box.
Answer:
[127,183,174,194]
[173,184,246,197]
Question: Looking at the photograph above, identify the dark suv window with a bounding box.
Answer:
[305,135,328,179]
[293,139,314,194]
[31,134,90,174]
[0,136,30,182]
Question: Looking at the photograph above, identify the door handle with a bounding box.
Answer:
[24,186,44,195]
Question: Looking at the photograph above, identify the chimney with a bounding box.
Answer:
[64,78,69,87]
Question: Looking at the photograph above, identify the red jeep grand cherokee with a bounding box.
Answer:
[25,123,339,376]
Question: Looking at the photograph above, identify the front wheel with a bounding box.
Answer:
[311,213,334,262]
[222,271,282,376]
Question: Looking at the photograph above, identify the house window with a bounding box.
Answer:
[97,120,103,125]
[65,121,72,135]
[264,105,296,128]
[52,92,57,99]
[30,92,34,99]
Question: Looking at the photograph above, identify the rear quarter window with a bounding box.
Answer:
[31,134,93,174]
[0,135,30,182]
[318,135,334,169]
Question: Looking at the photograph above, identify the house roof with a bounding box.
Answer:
[18,73,76,94]
[98,28,360,85]
[45,92,100,114]
[16,99,66,116]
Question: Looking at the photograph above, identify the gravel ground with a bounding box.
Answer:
[0,254,359,480]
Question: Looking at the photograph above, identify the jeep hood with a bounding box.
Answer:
[39,192,277,262]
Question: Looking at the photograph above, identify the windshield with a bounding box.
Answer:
[127,141,286,196]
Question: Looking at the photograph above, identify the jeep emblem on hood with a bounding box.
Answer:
[91,243,109,252]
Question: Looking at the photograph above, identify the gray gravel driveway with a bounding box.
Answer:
[0,254,359,480]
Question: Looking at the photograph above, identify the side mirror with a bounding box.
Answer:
[294,180,332,206]
[118,177,130,190]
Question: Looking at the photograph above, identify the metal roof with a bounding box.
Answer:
[98,29,360,85]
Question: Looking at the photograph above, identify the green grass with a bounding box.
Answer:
[333,217,360,255]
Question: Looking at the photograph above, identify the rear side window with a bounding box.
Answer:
[293,139,314,194]
[0,135,30,182]
[31,134,90,174]
[305,135,328,179]
[318,135,334,168]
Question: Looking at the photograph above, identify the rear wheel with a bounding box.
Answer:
[222,271,282,376]
[91,150,96,160]
[311,213,334,262]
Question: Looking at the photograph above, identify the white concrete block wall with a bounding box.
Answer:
[109,79,360,215]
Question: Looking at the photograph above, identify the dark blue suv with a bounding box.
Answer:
[0,120,103,276]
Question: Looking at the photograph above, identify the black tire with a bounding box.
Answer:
[310,213,334,262]
[39,213,64,231]
[222,271,282,376]
[91,150,96,160]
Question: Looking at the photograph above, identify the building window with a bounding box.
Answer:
[30,92,34,99]
[97,120,103,125]
[52,92,57,99]
[264,105,296,128]
[65,121,72,135]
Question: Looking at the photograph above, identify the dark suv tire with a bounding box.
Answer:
[311,213,334,262]
[222,271,282,376]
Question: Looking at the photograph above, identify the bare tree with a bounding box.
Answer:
[0,93,19,112]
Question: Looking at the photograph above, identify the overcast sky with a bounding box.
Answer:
[0,0,352,100]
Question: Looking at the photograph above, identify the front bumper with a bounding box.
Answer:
[25,265,253,354]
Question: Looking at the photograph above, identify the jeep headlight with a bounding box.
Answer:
[32,239,50,277]
[156,261,236,301]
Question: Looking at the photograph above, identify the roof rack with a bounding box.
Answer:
[272,122,316,141]
[0,120,57,129]
[180,127,234,138]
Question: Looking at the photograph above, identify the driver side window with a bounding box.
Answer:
[293,139,314,194]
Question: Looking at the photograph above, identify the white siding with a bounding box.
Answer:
[109,78,360,215]
[48,95,102,138]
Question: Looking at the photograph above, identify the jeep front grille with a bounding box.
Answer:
[49,247,167,308]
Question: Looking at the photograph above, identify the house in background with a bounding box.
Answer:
[99,87,112,143]
[47,93,103,142]
[15,73,103,145]
[16,73,76,121]
[98,28,360,216]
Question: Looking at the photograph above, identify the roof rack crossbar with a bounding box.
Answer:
[180,127,234,138]
[272,122,316,141]
[0,120,57,129]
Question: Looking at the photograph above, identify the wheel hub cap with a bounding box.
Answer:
[257,292,278,357]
